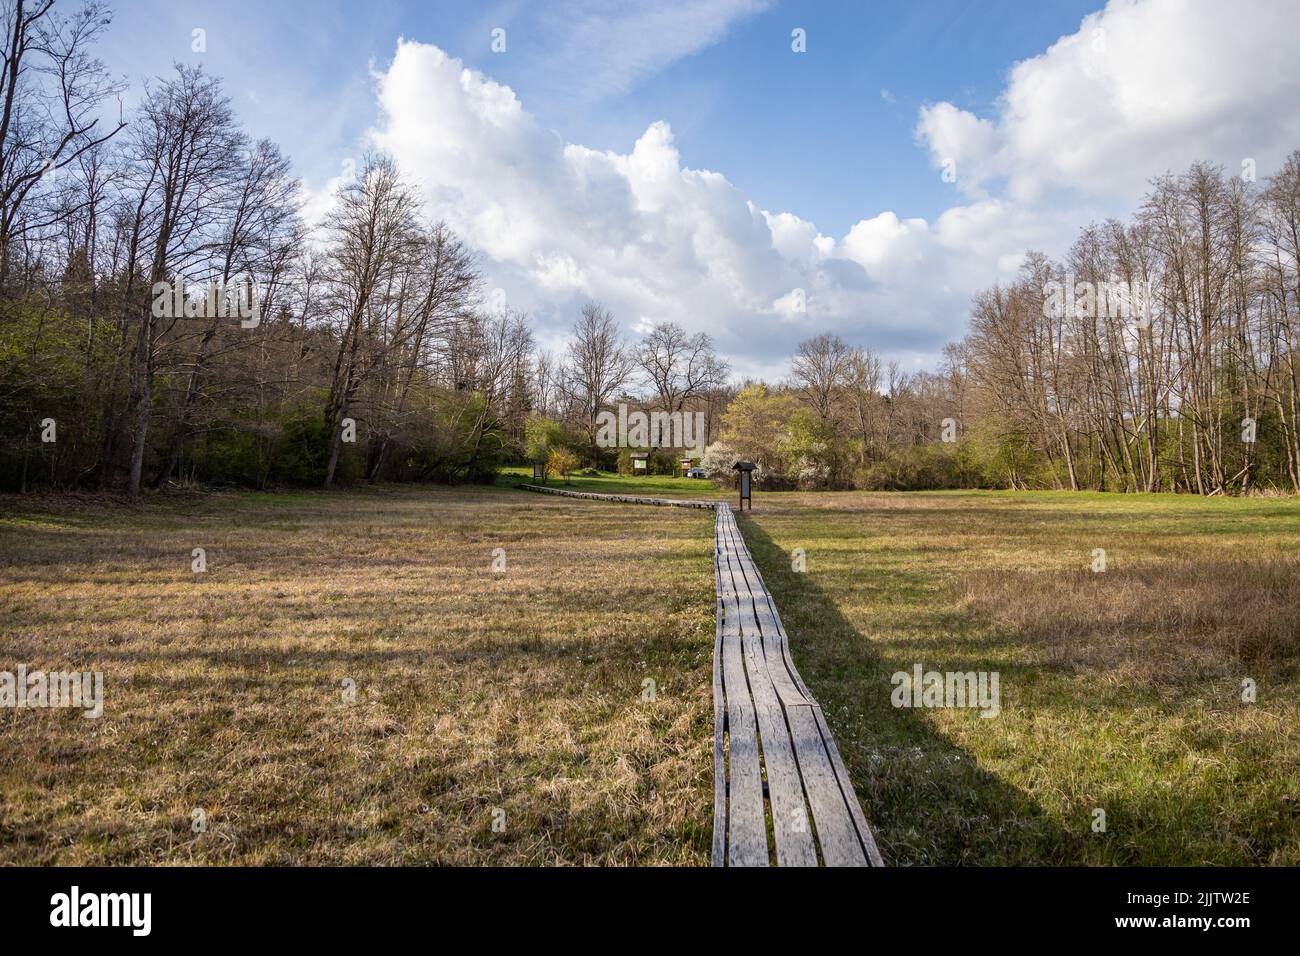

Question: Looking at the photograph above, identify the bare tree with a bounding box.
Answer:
[320,153,421,487]
[364,219,479,481]
[790,332,852,425]
[0,0,124,290]
[563,300,634,447]
[636,320,729,413]
[154,138,302,486]
[1261,150,1300,490]
[121,65,243,497]
[844,344,883,468]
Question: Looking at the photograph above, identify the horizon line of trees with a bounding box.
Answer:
[0,2,746,497]
[6,4,1299,499]
[947,151,1300,495]
[0,1,546,495]
[702,150,1300,496]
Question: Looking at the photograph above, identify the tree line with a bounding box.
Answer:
[0,2,745,495]
[6,4,1298,498]
[0,1,542,494]
[525,302,730,476]
[701,154,1300,495]
[950,155,1300,494]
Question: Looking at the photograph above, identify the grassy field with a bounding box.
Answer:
[3,477,1297,865]
[741,489,1300,865]
[0,484,716,864]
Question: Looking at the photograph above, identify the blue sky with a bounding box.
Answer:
[93,0,1300,378]
[100,0,1102,234]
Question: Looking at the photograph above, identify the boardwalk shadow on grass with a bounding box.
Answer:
[736,514,1082,866]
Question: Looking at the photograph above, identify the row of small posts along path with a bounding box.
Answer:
[518,481,884,867]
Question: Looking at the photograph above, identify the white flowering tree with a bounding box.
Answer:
[701,442,738,483]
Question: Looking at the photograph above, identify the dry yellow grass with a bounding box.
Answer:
[961,557,1300,682]
[0,485,715,864]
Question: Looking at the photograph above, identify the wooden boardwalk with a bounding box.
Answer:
[518,483,883,866]
[515,483,716,509]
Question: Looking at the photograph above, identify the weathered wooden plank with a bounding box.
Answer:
[784,704,868,866]
[726,508,879,866]
[754,576,884,865]
[716,512,767,866]
[722,518,810,709]
[806,701,886,867]
[719,518,817,867]
[720,615,766,866]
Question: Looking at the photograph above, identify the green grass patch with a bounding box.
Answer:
[742,489,1300,865]
[496,466,724,499]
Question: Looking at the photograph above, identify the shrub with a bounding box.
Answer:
[546,447,580,480]
[524,416,563,463]
[777,409,841,488]
[270,408,335,486]
[649,447,680,475]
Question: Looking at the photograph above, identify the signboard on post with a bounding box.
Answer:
[631,451,649,472]
[533,460,546,482]
[732,461,756,510]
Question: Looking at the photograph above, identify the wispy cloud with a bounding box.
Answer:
[515,0,770,104]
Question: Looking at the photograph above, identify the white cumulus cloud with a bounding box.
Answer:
[362,0,1300,380]
[916,0,1300,203]
[369,40,1021,376]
